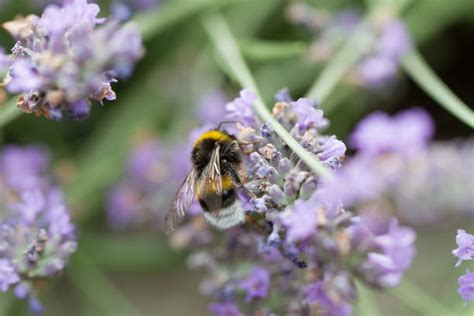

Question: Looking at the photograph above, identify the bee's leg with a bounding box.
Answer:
[222,160,256,199]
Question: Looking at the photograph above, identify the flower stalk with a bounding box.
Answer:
[402,50,474,128]
[202,12,331,178]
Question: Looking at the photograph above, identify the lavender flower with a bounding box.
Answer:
[356,19,412,86]
[209,302,242,316]
[107,140,193,229]
[1,0,144,120]
[458,271,474,302]
[281,199,318,242]
[166,89,415,314]
[225,89,257,126]
[239,267,270,302]
[197,89,229,125]
[350,108,434,156]
[0,259,20,292]
[453,230,474,267]
[305,276,353,316]
[357,218,416,288]
[452,230,474,303]
[0,145,77,313]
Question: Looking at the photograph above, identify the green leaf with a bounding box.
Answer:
[81,233,185,270]
[202,12,331,178]
[239,39,307,62]
[390,279,453,315]
[0,97,21,128]
[69,251,142,316]
[355,282,380,316]
[401,50,473,127]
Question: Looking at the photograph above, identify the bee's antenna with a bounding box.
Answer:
[217,120,240,130]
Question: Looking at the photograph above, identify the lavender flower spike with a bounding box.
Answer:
[0,146,77,313]
[1,0,144,120]
[452,229,474,267]
[160,89,415,314]
[452,229,474,303]
[458,271,474,302]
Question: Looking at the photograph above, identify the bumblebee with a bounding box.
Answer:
[165,127,250,232]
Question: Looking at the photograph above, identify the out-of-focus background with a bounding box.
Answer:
[0,0,473,315]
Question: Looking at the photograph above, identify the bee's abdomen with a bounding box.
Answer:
[198,188,236,212]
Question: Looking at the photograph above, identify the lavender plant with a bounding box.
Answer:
[166,89,416,315]
[0,145,77,313]
[452,229,474,303]
[1,0,144,120]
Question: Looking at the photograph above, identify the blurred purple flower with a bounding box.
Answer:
[239,267,270,302]
[360,219,416,287]
[458,271,474,302]
[357,19,411,87]
[274,87,292,103]
[11,190,46,225]
[107,140,191,229]
[7,59,42,93]
[350,108,434,155]
[2,0,144,120]
[377,20,412,60]
[320,155,383,207]
[305,279,352,316]
[226,89,256,127]
[196,89,228,125]
[281,199,318,242]
[452,229,474,267]
[0,259,20,292]
[357,56,398,86]
[0,145,77,312]
[209,302,242,316]
[0,145,49,191]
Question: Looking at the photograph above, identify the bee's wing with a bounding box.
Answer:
[195,146,224,211]
[208,145,222,194]
[165,169,196,233]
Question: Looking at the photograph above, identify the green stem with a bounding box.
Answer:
[390,280,453,315]
[69,251,141,316]
[355,282,380,316]
[305,21,374,104]
[402,50,474,128]
[0,97,21,128]
[202,12,331,178]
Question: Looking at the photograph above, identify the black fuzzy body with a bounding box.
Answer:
[191,130,243,212]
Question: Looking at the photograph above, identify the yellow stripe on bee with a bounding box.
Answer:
[194,130,232,147]
[196,175,234,198]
